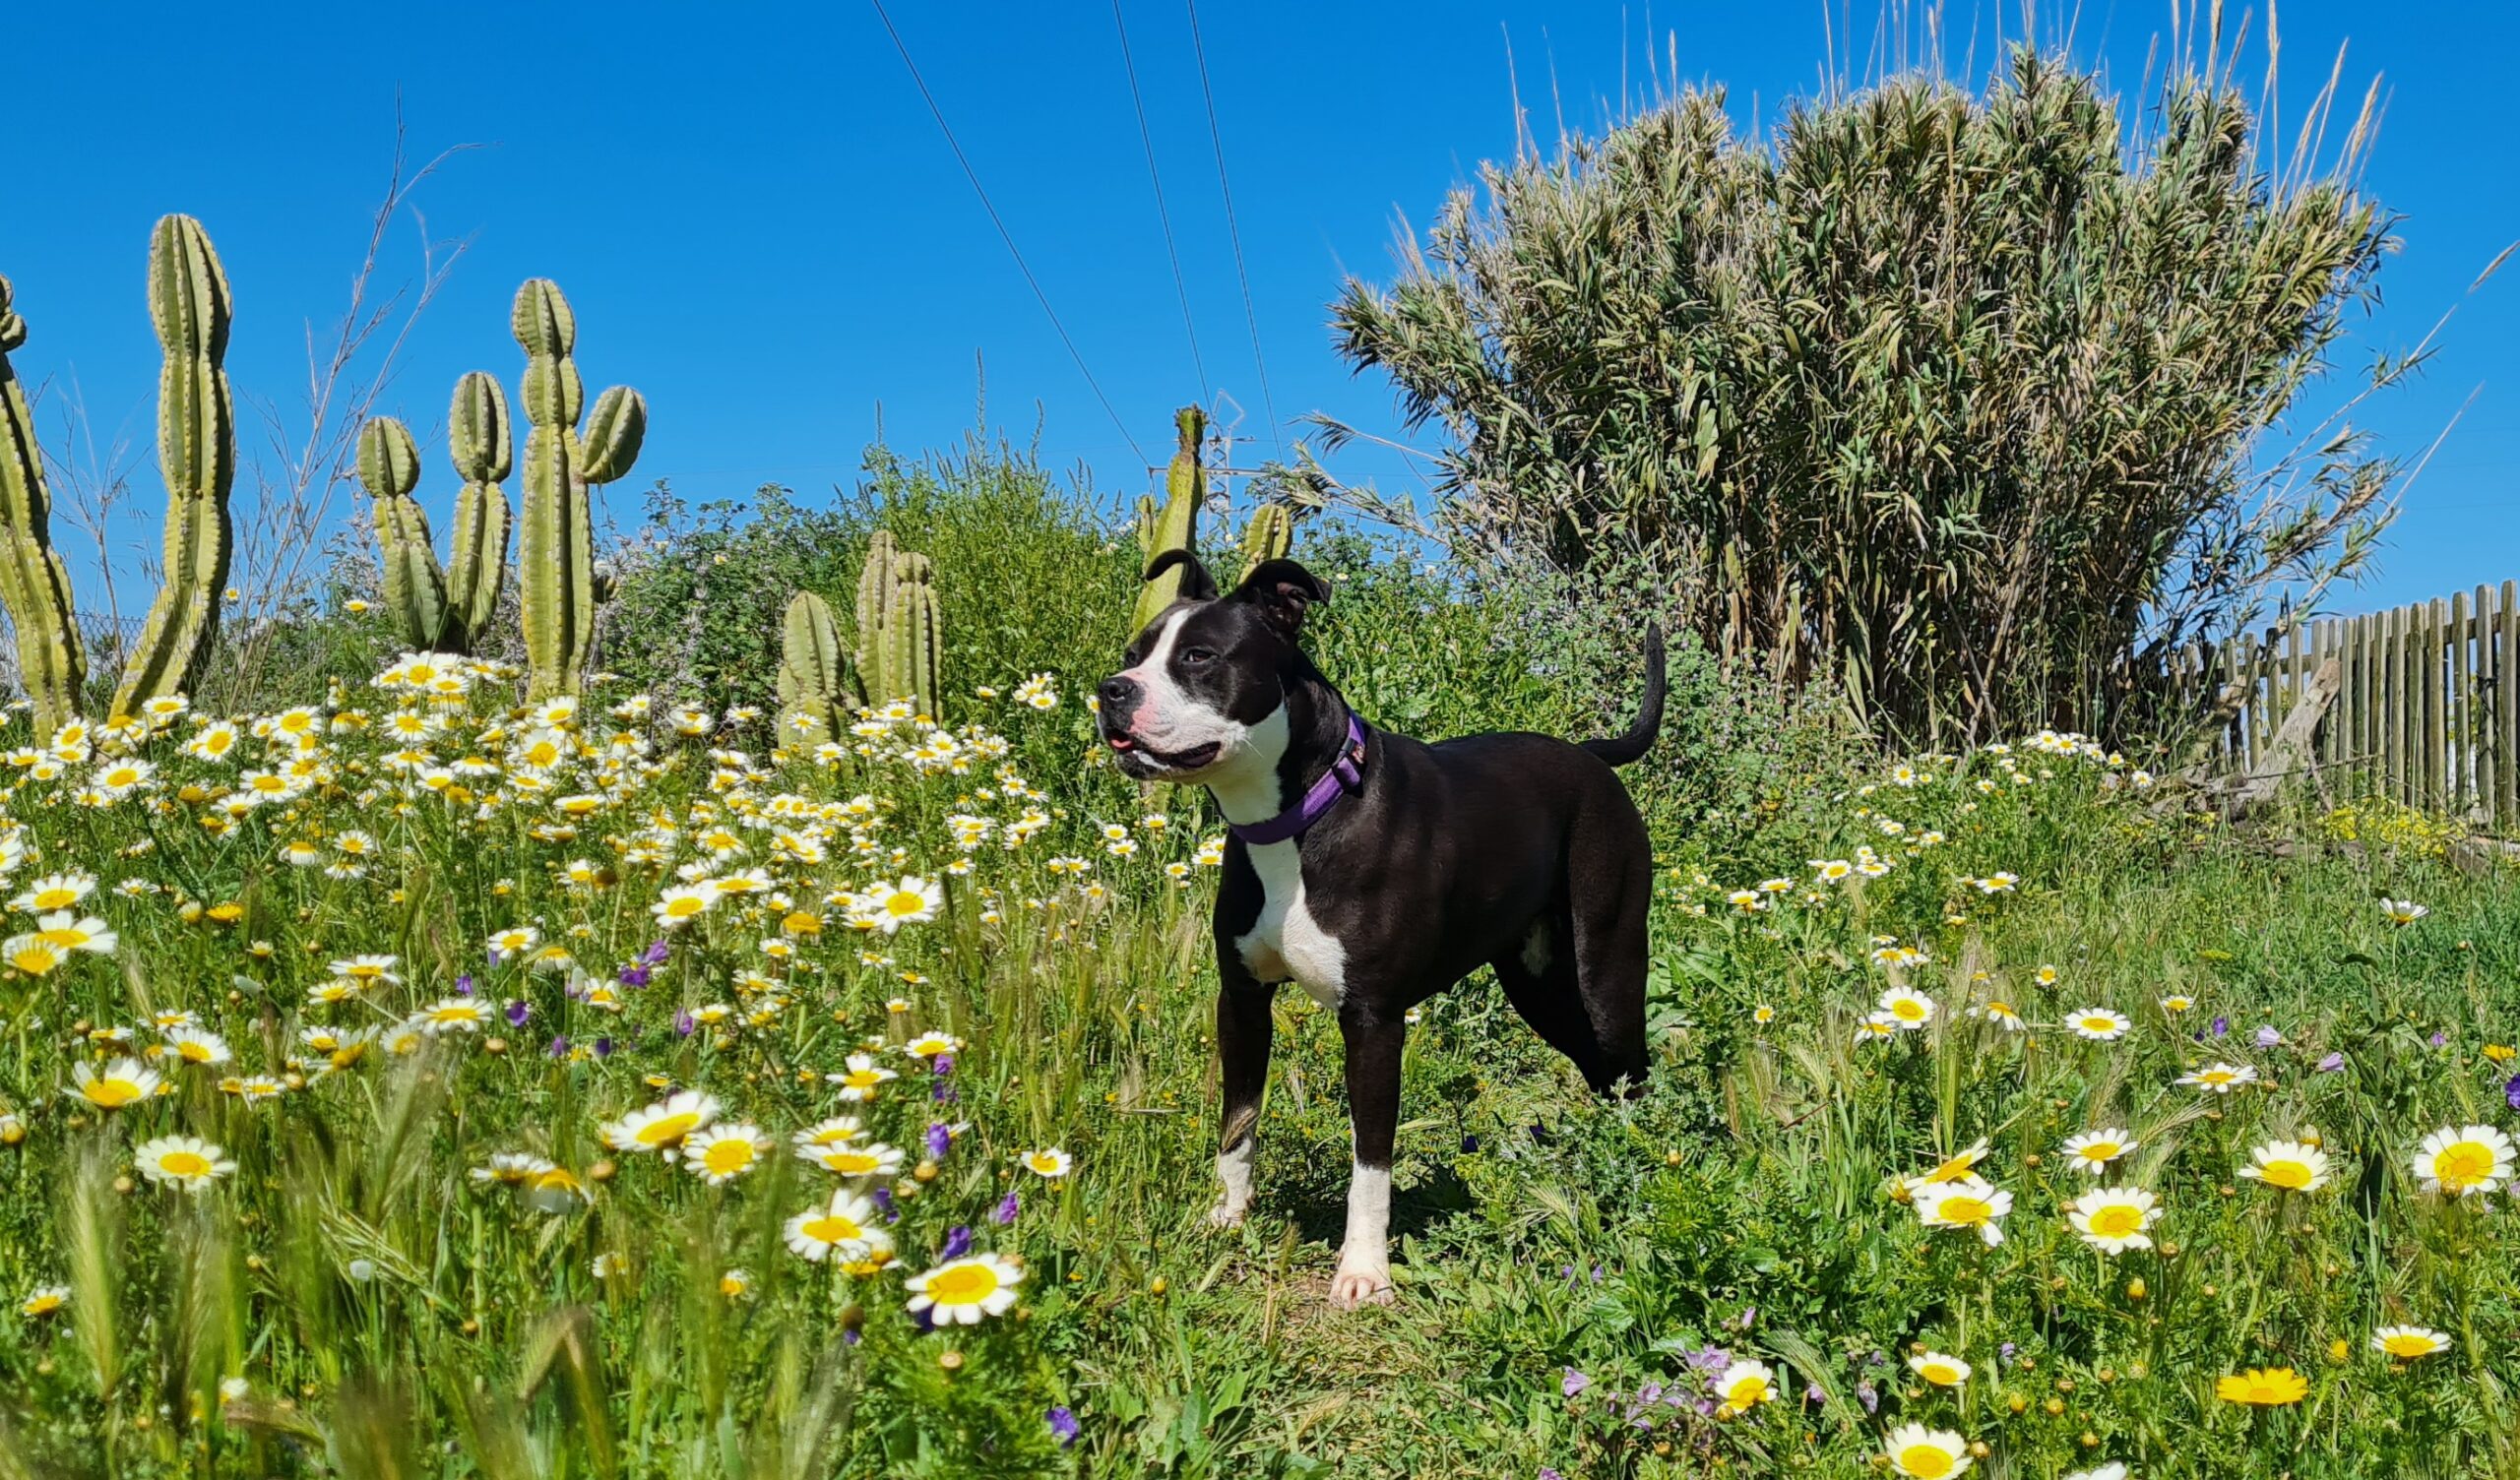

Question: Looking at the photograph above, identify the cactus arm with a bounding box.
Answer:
[111,216,234,718]
[1129,405,1206,634]
[509,279,638,701]
[0,275,88,738]
[355,416,454,651]
[854,530,897,707]
[776,590,850,747]
[1237,503,1292,581]
[443,371,513,650]
[906,554,942,722]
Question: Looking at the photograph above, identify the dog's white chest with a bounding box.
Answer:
[1233,840,1347,1011]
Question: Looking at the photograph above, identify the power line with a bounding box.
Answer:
[867,0,1150,466]
[1111,0,1210,406]
[1182,0,1282,455]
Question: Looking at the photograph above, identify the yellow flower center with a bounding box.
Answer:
[636,1112,703,1147]
[801,1214,862,1245]
[1920,1364,1961,1386]
[178,1042,215,1063]
[33,891,75,909]
[86,1079,142,1107]
[2081,1142,2120,1162]
[2259,1158,2313,1189]
[884,892,925,917]
[1891,1000,1926,1021]
[431,1005,477,1022]
[2381,1335,2437,1359]
[11,947,61,973]
[159,1150,212,1178]
[843,1072,880,1090]
[702,1140,756,1175]
[2199,1071,2235,1085]
[665,897,705,919]
[925,1263,999,1304]
[2080,1017,2116,1033]
[825,1150,881,1175]
[2088,1205,2144,1237]
[1727,1376,1767,1405]
[1936,1197,1988,1224]
[1027,1154,1062,1175]
[2434,1142,2494,1189]
[1898,1444,1956,1478]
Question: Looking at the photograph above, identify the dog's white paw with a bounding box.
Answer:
[1205,1199,1247,1230]
[1328,1260,1395,1310]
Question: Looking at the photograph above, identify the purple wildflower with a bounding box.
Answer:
[2317,1052,2346,1073]
[926,1123,952,1159]
[872,1187,898,1222]
[618,963,652,989]
[932,1053,955,1078]
[994,1191,1021,1225]
[592,1036,614,1058]
[1046,1407,1079,1448]
[843,1327,861,1346]
[1857,1381,1879,1414]
[2254,1025,2283,1048]
[2505,1073,2520,1112]
[939,1225,974,1261]
[1541,1471,1564,1480]
[1461,1134,1480,1153]
[1998,1341,2017,1361]
[2212,1015,2230,1038]
[642,940,670,965]
[2430,1030,2448,1049]
[547,1034,570,1057]
[1561,1368,1591,1398]
[674,1009,696,1038]
[506,999,531,1026]
[455,974,475,996]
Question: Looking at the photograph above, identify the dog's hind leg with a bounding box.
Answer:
[1564,817,1652,1098]
[1493,910,1626,1093]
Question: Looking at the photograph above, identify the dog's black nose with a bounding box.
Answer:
[1098,675,1139,714]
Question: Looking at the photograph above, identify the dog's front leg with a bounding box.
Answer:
[1208,963,1275,1229]
[1330,1011,1405,1308]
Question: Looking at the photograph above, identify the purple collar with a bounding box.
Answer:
[1228,715,1369,846]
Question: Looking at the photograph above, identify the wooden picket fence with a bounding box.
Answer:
[2183,581,2520,831]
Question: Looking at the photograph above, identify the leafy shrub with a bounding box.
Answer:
[1332,49,2402,746]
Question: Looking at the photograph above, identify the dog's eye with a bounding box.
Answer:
[1181,647,1217,665]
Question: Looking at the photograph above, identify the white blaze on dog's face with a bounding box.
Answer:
[1097,556,1326,798]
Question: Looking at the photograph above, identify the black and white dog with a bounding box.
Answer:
[1097,551,1664,1308]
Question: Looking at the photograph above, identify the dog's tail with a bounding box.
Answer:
[1580,623,1666,769]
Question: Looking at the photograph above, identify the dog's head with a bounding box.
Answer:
[1096,551,1330,783]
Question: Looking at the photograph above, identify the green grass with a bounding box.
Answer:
[0,601,2513,1478]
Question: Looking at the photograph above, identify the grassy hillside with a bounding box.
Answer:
[0,489,2512,1478]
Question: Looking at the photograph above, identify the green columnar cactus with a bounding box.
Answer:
[514,279,644,701]
[1237,504,1292,581]
[355,417,453,650]
[111,216,234,720]
[443,371,513,646]
[852,531,944,721]
[0,276,89,739]
[1130,405,1206,635]
[776,590,854,747]
[352,372,514,654]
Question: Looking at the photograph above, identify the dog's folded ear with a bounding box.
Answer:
[1141,548,1220,602]
[1229,558,1331,639]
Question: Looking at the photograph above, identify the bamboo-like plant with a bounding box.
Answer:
[1331,47,2406,743]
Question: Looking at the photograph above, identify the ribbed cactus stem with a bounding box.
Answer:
[0,275,89,739]
[1130,405,1206,634]
[1238,504,1293,581]
[854,530,899,704]
[443,371,512,648]
[356,416,454,651]
[111,216,233,719]
[776,590,850,748]
[898,551,942,722]
[514,279,643,700]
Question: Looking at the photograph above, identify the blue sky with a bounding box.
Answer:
[5,1,2513,620]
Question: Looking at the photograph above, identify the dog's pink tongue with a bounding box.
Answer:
[1109,736,1136,751]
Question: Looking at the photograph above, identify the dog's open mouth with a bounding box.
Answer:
[1107,734,1221,772]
